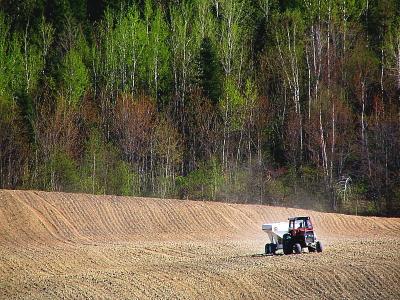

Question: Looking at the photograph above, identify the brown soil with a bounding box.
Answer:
[1,189,400,299]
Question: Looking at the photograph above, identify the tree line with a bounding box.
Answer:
[1,0,400,215]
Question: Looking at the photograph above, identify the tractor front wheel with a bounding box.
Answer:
[294,243,302,254]
[283,247,292,255]
[308,246,316,253]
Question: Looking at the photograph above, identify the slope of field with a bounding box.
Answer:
[1,189,400,299]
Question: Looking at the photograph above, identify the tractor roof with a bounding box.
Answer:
[288,216,310,221]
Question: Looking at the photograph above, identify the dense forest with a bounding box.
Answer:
[0,0,400,215]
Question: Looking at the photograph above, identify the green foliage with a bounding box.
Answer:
[147,6,170,96]
[265,179,289,203]
[42,149,80,192]
[4,35,25,98]
[0,96,31,188]
[25,43,44,94]
[80,129,141,196]
[170,3,200,102]
[218,0,251,77]
[0,24,25,98]
[108,5,147,93]
[0,0,45,30]
[80,129,108,194]
[154,116,183,167]
[0,13,9,98]
[194,0,217,40]
[198,37,223,104]
[383,16,400,76]
[273,8,305,61]
[99,4,170,97]
[299,165,323,191]
[221,77,245,131]
[392,187,400,213]
[338,181,368,215]
[108,160,140,196]
[62,48,89,107]
[221,77,257,132]
[69,0,87,23]
[366,0,399,47]
[244,79,257,109]
[176,159,223,200]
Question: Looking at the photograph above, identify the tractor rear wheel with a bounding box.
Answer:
[294,243,302,254]
[282,233,292,255]
[265,243,271,254]
[270,243,277,254]
[265,243,276,255]
[316,241,323,253]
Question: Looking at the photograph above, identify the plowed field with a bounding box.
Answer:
[1,189,400,299]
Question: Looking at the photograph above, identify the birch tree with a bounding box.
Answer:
[0,13,9,98]
[384,17,400,110]
[218,0,249,83]
[147,6,170,100]
[170,3,200,109]
[113,6,146,94]
[62,48,89,107]
[275,10,305,164]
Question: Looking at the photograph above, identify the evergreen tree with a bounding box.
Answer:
[198,37,222,104]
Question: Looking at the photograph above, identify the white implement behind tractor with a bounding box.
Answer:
[261,222,288,254]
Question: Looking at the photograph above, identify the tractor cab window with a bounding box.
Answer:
[295,219,304,229]
[289,220,304,229]
[305,219,312,229]
[289,219,307,229]
[289,218,313,230]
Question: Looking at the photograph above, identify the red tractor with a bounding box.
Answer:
[282,216,323,254]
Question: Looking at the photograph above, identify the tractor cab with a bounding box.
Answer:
[289,216,313,237]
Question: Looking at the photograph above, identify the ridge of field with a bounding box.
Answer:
[1,189,400,299]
